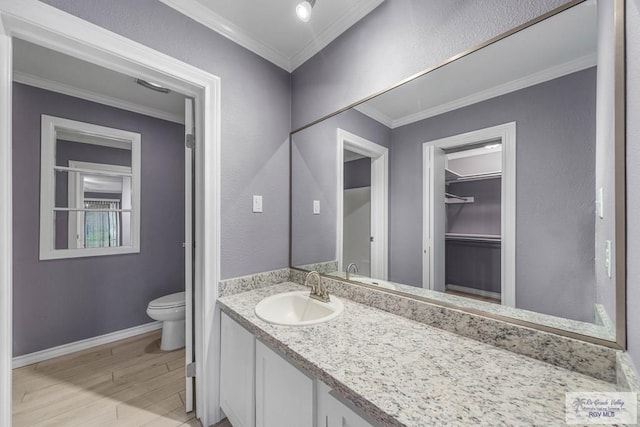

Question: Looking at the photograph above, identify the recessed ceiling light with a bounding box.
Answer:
[135,78,170,93]
[484,143,501,150]
[296,0,316,22]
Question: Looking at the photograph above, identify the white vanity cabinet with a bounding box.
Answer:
[220,313,255,427]
[317,381,375,427]
[220,312,376,427]
[256,340,315,427]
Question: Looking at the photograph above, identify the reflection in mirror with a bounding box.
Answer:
[291,0,623,344]
[40,115,141,259]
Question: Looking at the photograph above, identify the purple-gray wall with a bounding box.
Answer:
[344,158,371,190]
[39,0,291,280]
[12,83,185,356]
[626,0,640,373]
[291,108,390,267]
[446,241,501,294]
[389,68,596,322]
[446,179,501,236]
[291,0,570,129]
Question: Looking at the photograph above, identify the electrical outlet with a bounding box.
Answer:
[252,195,263,213]
[313,200,320,215]
[597,187,604,219]
[605,240,612,278]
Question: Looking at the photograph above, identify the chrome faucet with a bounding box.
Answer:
[305,271,330,303]
[346,263,358,280]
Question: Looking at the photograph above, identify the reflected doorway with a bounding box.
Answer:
[336,129,388,281]
[343,150,372,277]
[422,122,516,307]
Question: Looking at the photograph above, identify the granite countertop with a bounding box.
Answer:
[218,282,618,426]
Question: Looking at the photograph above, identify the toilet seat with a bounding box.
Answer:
[148,291,185,309]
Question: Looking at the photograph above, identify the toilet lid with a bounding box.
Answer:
[148,292,185,309]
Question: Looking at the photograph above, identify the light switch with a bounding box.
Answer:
[253,195,263,213]
[313,200,320,215]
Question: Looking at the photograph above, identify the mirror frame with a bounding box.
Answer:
[289,0,626,349]
[39,115,142,260]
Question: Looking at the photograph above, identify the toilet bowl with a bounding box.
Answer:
[146,291,185,351]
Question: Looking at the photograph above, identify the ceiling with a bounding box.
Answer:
[158,0,384,71]
[13,39,186,124]
[355,0,597,129]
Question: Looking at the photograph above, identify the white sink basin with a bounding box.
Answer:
[254,291,344,326]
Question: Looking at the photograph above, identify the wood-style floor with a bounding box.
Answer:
[12,330,201,427]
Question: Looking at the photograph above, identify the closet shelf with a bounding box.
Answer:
[445,233,501,243]
[445,168,501,184]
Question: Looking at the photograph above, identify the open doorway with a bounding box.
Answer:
[343,149,372,277]
[423,122,516,307]
[444,143,502,303]
[336,129,388,280]
[0,3,222,425]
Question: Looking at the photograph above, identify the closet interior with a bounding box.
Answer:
[444,141,502,303]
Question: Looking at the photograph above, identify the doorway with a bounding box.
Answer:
[0,2,221,425]
[343,149,372,277]
[336,129,388,280]
[422,122,516,307]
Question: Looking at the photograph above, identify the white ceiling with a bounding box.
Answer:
[12,39,186,124]
[355,0,597,129]
[158,0,384,71]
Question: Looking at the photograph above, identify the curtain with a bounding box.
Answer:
[84,199,121,247]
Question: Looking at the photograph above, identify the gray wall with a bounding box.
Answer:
[446,179,501,236]
[291,0,570,129]
[40,0,291,279]
[389,69,596,322]
[626,0,640,373]
[12,83,185,355]
[446,241,501,294]
[291,108,390,267]
[344,157,371,189]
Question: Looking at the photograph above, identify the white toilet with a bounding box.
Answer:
[146,291,186,351]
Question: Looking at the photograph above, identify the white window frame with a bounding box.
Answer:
[39,115,141,260]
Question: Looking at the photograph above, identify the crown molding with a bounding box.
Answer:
[356,53,597,129]
[290,0,384,70]
[158,0,384,72]
[353,102,393,128]
[393,53,598,129]
[158,0,291,71]
[13,71,184,124]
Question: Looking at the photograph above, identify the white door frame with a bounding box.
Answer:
[336,128,388,280]
[0,2,222,426]
[183,98,195,413]
[422,122,516,307]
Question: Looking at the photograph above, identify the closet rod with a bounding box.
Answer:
[445,192,468,201]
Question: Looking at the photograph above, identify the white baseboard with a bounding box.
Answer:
[12,321,162,369]
[446,283,501,300]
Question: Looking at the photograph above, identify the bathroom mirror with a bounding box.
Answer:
[40,115,141,259]
[291,0,626,347]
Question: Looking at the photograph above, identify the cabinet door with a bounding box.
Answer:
[220,313,255,427]
[256,340,314,427]
[317,381,374,427]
